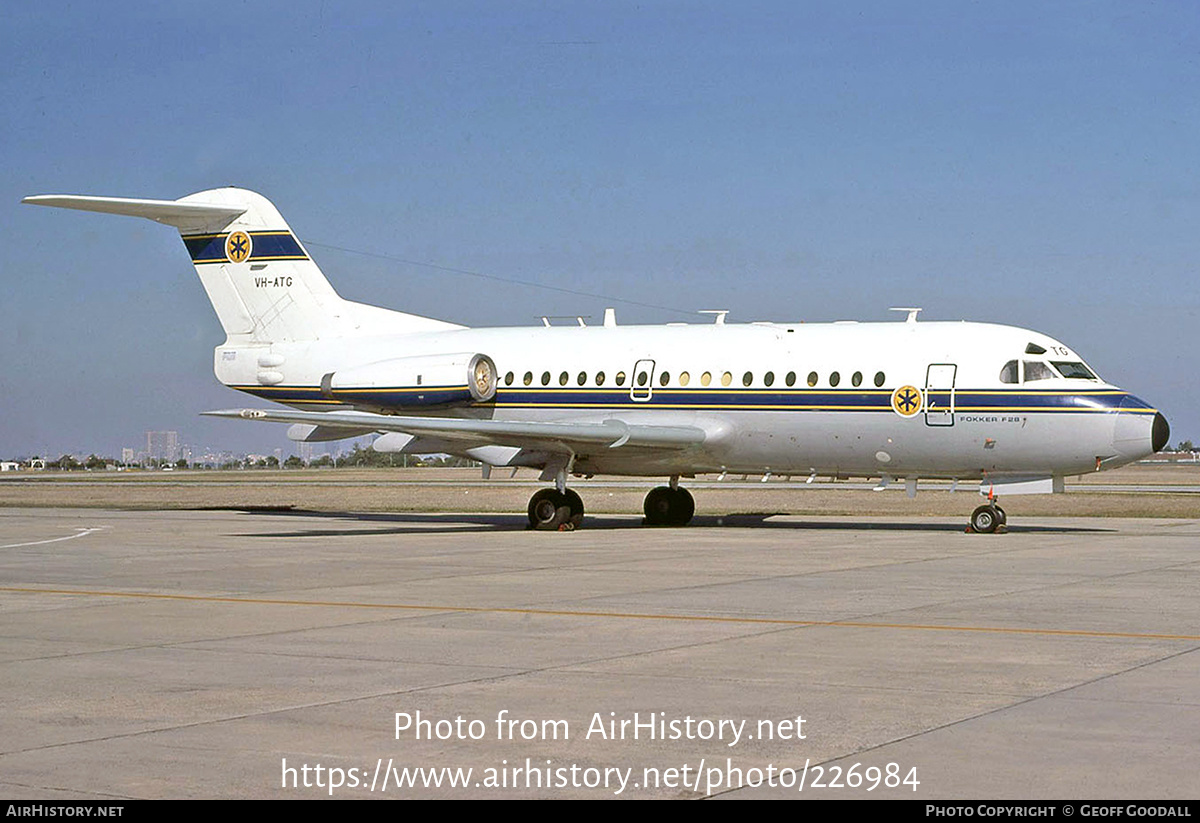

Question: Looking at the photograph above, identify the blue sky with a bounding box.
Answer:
[2,1,1197,458]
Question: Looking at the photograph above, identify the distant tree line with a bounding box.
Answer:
[9,445,478,470]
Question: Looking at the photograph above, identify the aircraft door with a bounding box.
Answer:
[924,363,957,427]
[631,359,656,402]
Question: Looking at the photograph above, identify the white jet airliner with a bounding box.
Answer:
[23,188,1169,532]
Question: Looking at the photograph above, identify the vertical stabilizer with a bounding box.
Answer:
[174,187,345,342]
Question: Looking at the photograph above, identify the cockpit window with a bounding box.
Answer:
[1023,361,1055,381]
[1051,361,1097,380]
[999,360,1019,384]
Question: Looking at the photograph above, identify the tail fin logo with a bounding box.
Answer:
[225,231,252,263]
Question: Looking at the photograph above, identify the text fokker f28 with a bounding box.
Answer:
[24,188,1170,532]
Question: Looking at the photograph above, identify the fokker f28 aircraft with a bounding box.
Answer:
[24,188,1169,532]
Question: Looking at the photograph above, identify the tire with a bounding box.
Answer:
[671,488,695,526]
[994,505,1007,526]
[529,489,570,530]
[970,504,999,534]
[643,486,674,526]
[644,486,694,526]
[563,489,585,527]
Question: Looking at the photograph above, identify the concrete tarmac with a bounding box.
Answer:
[1,507,1197,799]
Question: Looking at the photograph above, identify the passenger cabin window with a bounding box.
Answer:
[999,360,1019,384]
[742,371,753,387]
[764,371,775,387]
[559,371,569,386]
[523,371,533,386]
[829,371,841,387]
[874,371,885,387]
[807,371,818,387]
[679,371,690,386]
[721,372,732,386]
[504,371,514,386]
[577,371,587,386]
[659,371,670,386]
[596,371,606,386]
[1051,361,1097,380]
[616,371,627,386]
[1023,361,1054,382]
[851,371,862,387]
[786,371,796,387]
[701,371,712,386]
[541,372,551,386]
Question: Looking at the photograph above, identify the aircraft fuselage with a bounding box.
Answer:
[215,319,1166,482]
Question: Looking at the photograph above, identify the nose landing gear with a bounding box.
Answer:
[968,503,1007,534]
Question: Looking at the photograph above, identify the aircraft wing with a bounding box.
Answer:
[203,408,707,451]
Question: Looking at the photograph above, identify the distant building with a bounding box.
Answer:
[121,448,136,465]
[0,462,19,472]
[146,431,179,463]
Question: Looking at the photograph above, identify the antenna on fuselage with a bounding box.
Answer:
[890,307,923,323]
[699,310,730,325]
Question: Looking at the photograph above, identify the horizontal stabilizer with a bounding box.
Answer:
[205,408,707,451]
[22,195,246,232]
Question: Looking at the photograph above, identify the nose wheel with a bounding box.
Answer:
[969,503,1007,534]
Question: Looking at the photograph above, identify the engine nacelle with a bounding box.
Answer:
[323,352,497,408]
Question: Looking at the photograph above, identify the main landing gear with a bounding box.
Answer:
[642,485,695,527]
[968,502,1007,534]
[525,479,696,530]
[527,488,584,531]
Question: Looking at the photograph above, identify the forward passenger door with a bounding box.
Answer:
[924,363,957,427]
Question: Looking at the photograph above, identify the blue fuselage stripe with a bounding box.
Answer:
[231,385,1156,414]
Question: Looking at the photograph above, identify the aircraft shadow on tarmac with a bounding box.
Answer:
[218,508,1114,538]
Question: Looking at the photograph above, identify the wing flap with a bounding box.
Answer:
[980,475,1065,496]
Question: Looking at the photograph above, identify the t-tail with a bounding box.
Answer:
[22,187,461,344]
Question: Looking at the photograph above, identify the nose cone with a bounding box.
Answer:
[1152,412,1170,454]
[1111,396,1168,462]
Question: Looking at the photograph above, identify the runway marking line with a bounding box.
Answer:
[2,585,1198,642]
[0,528,106,549]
